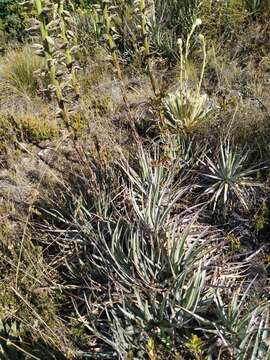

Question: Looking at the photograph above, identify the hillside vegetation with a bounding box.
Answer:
[0,0,270,359]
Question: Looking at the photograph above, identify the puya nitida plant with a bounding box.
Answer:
[100,1,139,139]
[164,19,210,135]
[136,0,159,98]
[201,139,264,213]
[21,0,80,126]
[57,0,80,101]
[101,2,124,92]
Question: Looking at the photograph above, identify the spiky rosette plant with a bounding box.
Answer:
[21,0,80,124]
[36,142,269,358]
[43,144,221,357]
[211,281,270,359]
[200,140,264,213]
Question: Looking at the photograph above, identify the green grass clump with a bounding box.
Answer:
[0,45,44,97]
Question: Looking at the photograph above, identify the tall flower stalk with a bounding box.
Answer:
[22,0,80,125]
[137,0,159,97]
[164,19,210,134]
[101,1,138,139]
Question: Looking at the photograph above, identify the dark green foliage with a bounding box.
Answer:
[0,0,28,41]
[72,0,94,8]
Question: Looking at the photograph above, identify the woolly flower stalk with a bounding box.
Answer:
[198,34,205,42]
[177,38,183,47]
[194,18,202,26]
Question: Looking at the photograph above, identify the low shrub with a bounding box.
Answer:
[0,114,58,145]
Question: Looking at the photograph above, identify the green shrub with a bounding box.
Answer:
[0,0,29,41]
[0,114,58,145]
